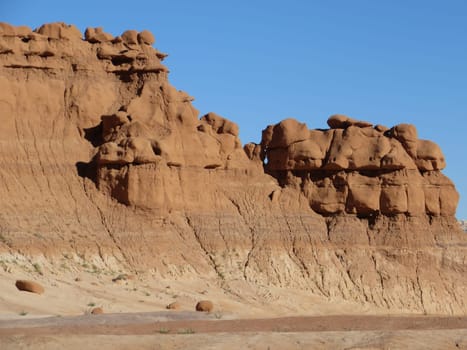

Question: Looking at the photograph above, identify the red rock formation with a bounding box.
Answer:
[0,22,465,315]
[258,115,457,217]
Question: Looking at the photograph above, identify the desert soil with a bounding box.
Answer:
[1,313,466,350]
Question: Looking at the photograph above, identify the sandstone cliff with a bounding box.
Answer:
[0,22,465,315]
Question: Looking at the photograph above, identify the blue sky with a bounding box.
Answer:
[3,1,467,218]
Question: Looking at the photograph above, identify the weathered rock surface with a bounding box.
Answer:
[0,22,465,316]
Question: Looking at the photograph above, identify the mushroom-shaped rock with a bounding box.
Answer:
[121,30,138,45]
[195,300,213,312]
[138,30,155,45]
[166,301,181,310]
[91,307,104,315]
[85,27,114,43]
[327,114,373,129]
[15,280,44,295]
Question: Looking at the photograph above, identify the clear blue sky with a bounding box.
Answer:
[3,1,466,218]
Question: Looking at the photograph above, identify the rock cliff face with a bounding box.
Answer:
[0,22,465,315]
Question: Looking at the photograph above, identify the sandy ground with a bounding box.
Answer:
[1,260,466,349]
[0,313,466,349]
[2,330,467,350]
[0,259,387,319]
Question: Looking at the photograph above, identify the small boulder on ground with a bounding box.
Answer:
[166,301,181,310]
[15,280,44,294]
[91,307,104,315]
[195,300,213,312]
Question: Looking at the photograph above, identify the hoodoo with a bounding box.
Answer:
[0,22,465,315]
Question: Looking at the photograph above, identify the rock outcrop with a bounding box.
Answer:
[251,116,457,217]
[0,22,465,316]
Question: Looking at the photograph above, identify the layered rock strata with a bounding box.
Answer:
[0,22,465,315]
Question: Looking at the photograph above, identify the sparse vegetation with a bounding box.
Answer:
[158,328,170,334]
[87,302,96,307]
[112,273,129,282]
[32,263,43,275]
[19,311,28,316]
[0,260,10,273]
[177,328,195,334]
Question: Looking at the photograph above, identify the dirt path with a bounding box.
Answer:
[1,313,466,336]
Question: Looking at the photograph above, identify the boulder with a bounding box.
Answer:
[121,30,138,45]
[15,280,44,294]
[138,30,155,45]
[195,300,213,312]
[166,301,181,310]
[91,307,104,315]
[267,118,309,149]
